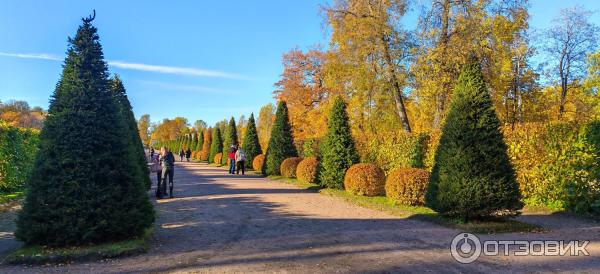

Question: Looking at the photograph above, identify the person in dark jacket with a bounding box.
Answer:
[178,149,185,162]
[160,146,176,198]
[185,148,192,162]
[151,153,162,198]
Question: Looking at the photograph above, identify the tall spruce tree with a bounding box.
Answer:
[319,96,359,189]
[222,117,238,164]
[191,133,198,152]
[197,130,204,152]
[209,127,223,163]
[16,13,154,247]
[242,113,262,168]
[425,58,522,220]
[109,75,151,190]
[184,135,191,150]
[264,101,297,175]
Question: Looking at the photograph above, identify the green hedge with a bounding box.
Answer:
[0,122,39,192]
[363,132,430,173]
[505,121,600,214]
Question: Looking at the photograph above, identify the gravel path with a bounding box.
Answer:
[1,161,599,273]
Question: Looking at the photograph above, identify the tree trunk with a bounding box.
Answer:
[512,57,522,129]
[433,0,451,129]
[558,78,567,120]
[558,56,568,120]
[381,35,411,133]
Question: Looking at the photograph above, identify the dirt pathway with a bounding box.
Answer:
[0,202,21,261]
[1,161,599,273]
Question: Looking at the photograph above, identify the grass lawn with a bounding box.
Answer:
[3,229,153,265]
[0,191,25,213]
[268,176,543,234]
[0,191,25,205]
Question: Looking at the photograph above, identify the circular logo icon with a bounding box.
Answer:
[450,233,482,264]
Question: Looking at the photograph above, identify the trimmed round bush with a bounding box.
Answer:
[253,154,265,171]
[385,168,430,206]
[214,153,223,165]
[280,157,303,178]
[344,163,385,196]
[297,157,319,184]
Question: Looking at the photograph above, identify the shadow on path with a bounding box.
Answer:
[2,161,599,273]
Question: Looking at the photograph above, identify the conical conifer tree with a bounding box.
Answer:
[319,96,359,189]
[209,127,223,163]
[191,133,198,152]
[109,75,151,189]
[222,117,238,164]
[197,130,204,152]
[184,135,191,150]
[425,58,522,220]
[201,128,212,161]
[264,101,297,175]
[16,13,154,247]
[242,113,262,168]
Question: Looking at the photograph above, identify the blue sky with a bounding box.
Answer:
[0,0,598,126]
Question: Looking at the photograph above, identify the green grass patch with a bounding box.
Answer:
[521,205,600,222]
[267,176,318,191]
[320,188,435,217]
[410,213,544,234]
[3,228,153,265]
[522,205,563,215]
[269,176,543,234]
[0,191,25,205]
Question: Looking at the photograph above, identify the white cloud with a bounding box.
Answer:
[0,51,245,79]
[137,80,235,94]
[0,52,61,61]
[108,61,244,79]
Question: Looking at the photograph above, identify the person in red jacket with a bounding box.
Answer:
[228,145,237,174]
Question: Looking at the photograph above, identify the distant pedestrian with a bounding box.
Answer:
[179,149,185,162]
[160,146,176,198]
[151,153,162,198]
[235,147,246,175]
[150,147,155,159]
[228,145,237,174]
[185,148,192,162]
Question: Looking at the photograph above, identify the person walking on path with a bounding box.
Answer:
[185,148,192,162]
[151,153,162,198]
[160,146,176,198]
[228,145,237,174]
[178,149,185,162]
[235,147,246,175]
[150,147,155,159]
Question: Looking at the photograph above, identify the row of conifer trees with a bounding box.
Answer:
[157,113,262,170]
[249,57,522,221]
[175,55,522,221]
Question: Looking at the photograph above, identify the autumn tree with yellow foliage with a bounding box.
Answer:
[324,0,413,133]
[274,48,330,142]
